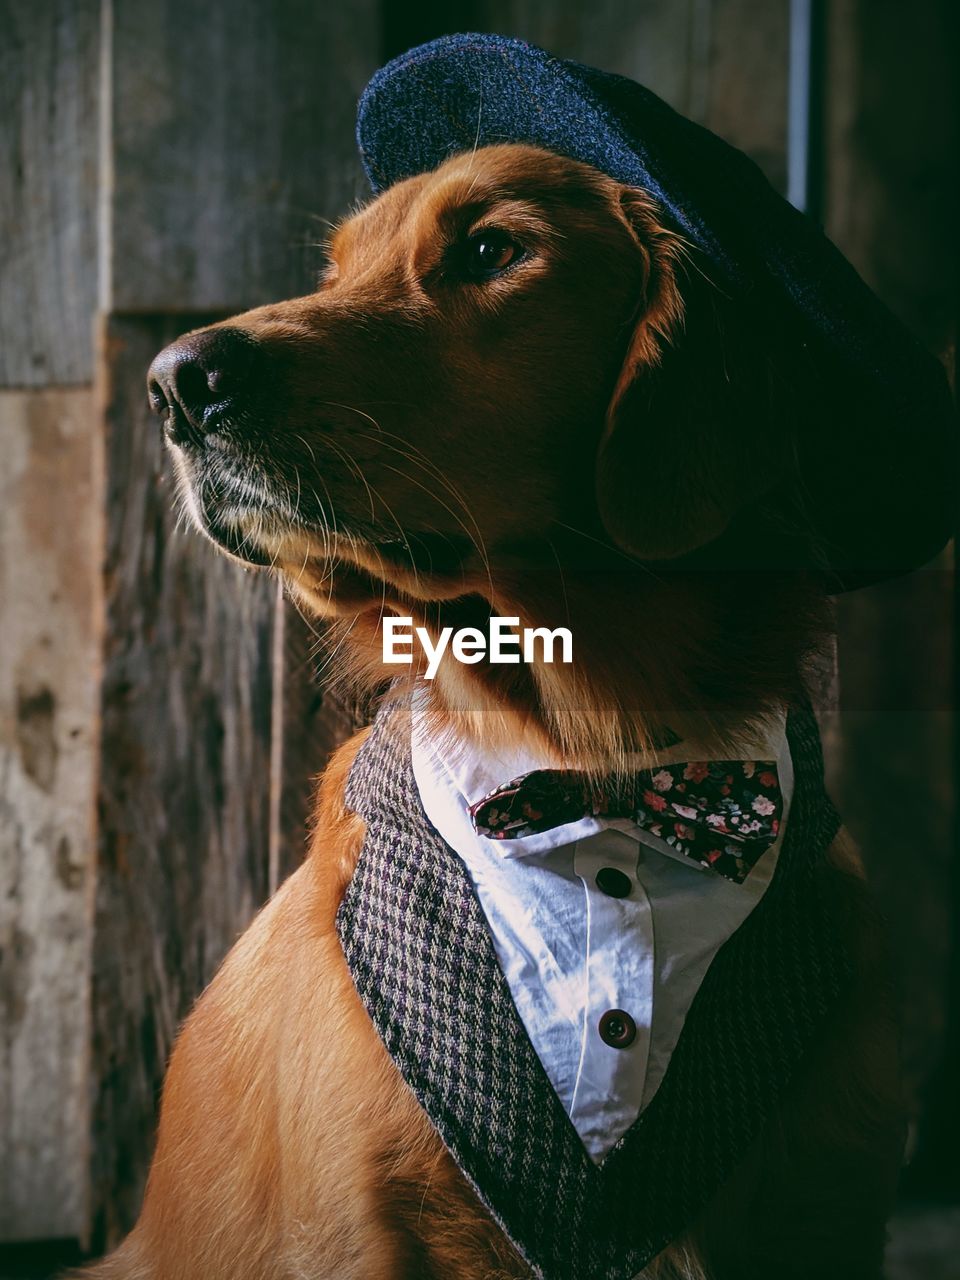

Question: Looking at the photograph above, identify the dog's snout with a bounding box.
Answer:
[147,328,259,445]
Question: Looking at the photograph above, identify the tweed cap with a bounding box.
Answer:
[357,33,956,590]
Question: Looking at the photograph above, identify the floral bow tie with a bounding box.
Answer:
[468,759,783,884]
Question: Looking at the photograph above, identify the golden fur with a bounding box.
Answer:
[82,145,905,1278]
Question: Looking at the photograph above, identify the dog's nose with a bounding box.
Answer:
[147,328,258,445]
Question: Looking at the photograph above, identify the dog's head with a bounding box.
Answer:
[148,144,815,754]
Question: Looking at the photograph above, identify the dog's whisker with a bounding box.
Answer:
[349,430,495,594]
[551,519,666,583]
[544,536,572,629]
[322,435,424,594]
[322,434,378,525]
[319,399,385,434]
[311,609,362,684]
[303,457,342,578]
[293,432,319,466]
[376,460,492,589]
[312,409,484,590]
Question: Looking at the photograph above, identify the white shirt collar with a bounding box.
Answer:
[411,686,793,871]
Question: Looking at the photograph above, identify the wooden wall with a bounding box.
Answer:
[1,0,378,1251]
[824,0,957,1189]
[0,0,955,1252]
[1,0,103,1243]
[0,387,101,1242]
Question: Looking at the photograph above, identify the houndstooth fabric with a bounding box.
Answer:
[336,694,850,1280]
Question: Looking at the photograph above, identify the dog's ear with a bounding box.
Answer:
[595,188,792,561]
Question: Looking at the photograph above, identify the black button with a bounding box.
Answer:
[595,866,632,899]
[599,1009,637,1049]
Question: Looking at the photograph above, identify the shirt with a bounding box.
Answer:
[410,693,795,1163]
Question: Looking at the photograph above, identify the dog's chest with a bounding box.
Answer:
[336,695,847,1280]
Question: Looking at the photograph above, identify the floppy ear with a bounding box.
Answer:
[595,188,793,561]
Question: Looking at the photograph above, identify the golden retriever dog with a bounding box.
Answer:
[80,143,904,1279]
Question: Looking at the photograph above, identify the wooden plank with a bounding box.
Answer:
[832,571,953,1121]
[824,0,956,1155]
[696,0,791,192]
[102,0,379,314]
[88,315,276,1244]
[0,388,102,1241]
[826,0,956,358]
[85,3,382,1241]
[0,0,100,386]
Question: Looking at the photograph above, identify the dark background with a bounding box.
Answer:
[0,1,956,1275]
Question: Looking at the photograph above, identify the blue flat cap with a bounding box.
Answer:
[357,34,956,589]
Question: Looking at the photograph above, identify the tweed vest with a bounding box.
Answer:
[336,694,849,1280]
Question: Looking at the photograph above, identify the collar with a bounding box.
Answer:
[411,688,795,878]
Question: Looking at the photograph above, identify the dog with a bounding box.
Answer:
[71,135,913,1280]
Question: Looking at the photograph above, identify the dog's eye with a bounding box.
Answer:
[464,230,523,279]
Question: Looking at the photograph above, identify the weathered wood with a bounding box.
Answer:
[826,0,956,358]
[89,314,276,1244]
[0,388,101,1241]
[696,0,791,192]
[832,572,953,1110]
[824,0,956,1141]
[0,0,100,387]
[85,2,382,1243]
[102,0,379,314]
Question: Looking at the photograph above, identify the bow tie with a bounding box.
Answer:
[468,758,783,885]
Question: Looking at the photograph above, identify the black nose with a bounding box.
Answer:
[147,327,259,445]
